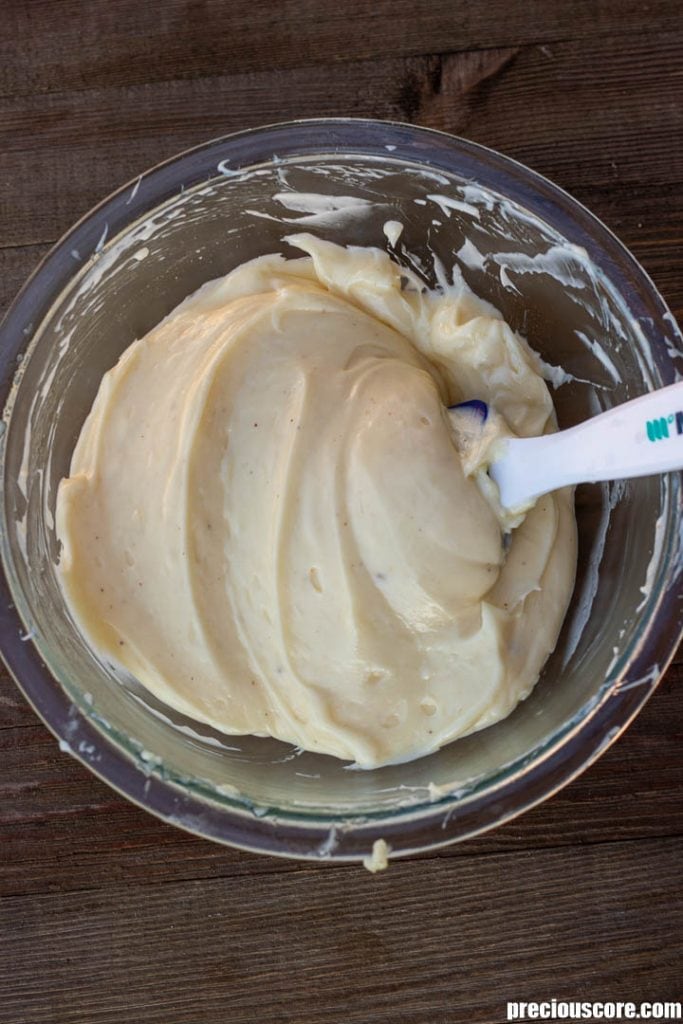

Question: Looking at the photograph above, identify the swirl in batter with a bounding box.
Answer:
[56,234,577,767]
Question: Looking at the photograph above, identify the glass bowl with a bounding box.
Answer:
[1,119,682,864]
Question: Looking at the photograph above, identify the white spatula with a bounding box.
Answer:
[450,381,683,511]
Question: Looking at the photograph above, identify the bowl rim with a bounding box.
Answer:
[1,117,682,863]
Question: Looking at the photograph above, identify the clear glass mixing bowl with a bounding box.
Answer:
[1,119,682,863]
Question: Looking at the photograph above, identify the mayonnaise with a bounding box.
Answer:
[56,234,576,767]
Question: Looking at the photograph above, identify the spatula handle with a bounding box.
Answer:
[491,380,683,510]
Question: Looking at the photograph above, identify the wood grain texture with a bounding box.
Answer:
[0,2,682,1021]
[2,0,680,99]
[0,837,680,1023]
[0,666,681,902]
[1,31,681,248]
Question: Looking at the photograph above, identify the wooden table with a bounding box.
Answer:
[1,3,681,1021]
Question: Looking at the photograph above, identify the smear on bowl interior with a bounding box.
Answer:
[55,233,577,768]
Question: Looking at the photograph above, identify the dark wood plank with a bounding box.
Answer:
[415,36,683,188]
[2,0,679,100]
[1,664,680,897]
[0,836,680,1024]
[1,31,682,249]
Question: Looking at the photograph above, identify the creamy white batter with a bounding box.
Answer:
[56,233,577,768]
